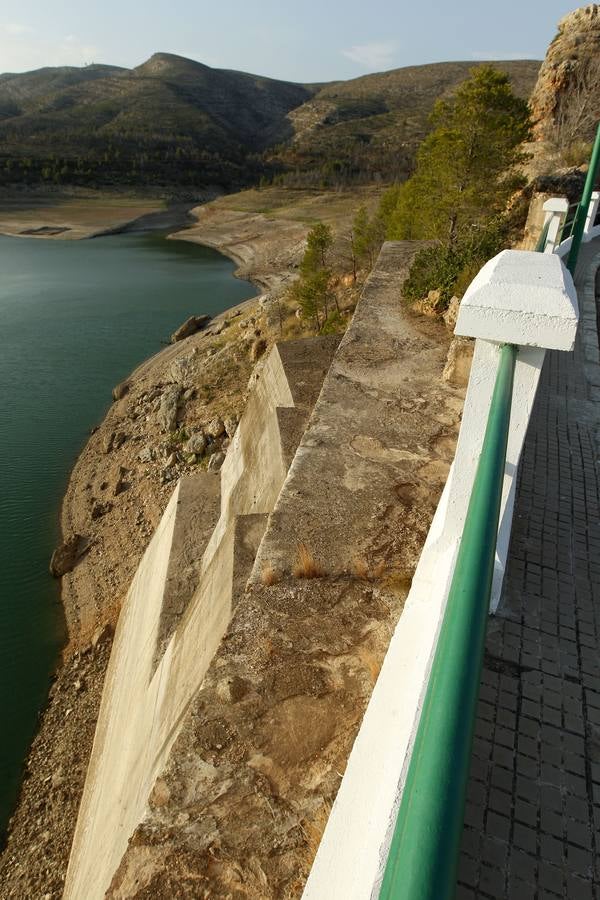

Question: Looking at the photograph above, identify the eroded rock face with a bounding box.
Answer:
[530,5,600,145]
[442,296,461,331]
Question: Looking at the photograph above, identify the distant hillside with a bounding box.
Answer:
[275,60,541,186]
[0,54,540,191]
[0,53,314,189]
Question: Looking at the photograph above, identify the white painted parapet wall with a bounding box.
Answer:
[302,251,578,900]
[543,191,600,255]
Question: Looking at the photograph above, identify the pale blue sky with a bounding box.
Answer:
[0,1,581,81]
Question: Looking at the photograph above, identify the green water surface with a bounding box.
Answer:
[0,231,254,831]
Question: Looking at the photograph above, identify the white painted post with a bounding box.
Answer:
[584,190,600,242]
[543,197,569,253]
[453,250,578,609]
[301,250,578,900]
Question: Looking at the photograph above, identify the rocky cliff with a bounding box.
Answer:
[530,4,600,148]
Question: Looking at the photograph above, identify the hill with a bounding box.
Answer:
[275,60,541,185]
[0,53,314,189]
[0,54,540,191]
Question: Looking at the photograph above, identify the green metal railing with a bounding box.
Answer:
[567,122,600,275]
[535,217,551,253]
[376,124,599,900]
[379,343,517,900]
[557,202,579,245]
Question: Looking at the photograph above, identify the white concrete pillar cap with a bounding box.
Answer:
[455,249,579,350]
[543,197,569,212]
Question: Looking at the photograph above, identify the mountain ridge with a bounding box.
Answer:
[0,54,541,190]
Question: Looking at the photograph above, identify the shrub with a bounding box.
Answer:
[403,218,508,308]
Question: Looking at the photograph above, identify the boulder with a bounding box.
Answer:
[156,386,181,432]
[103,431,115,454]
[170,315,211,343]
[185,432,207,455]
[113,431,127,451]
[138,446,154,463]
[206,417,225,439]
[208,450,226,472]
[112,464,128,496]
[49,534,86,578]
[169,354,196,384]
[91,500,112,520]
[112,380,129,401]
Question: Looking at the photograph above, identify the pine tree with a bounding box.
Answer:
[380,66,532,245]
[352,205,386,271]
[293,222,337,332]
[305,222,333,268]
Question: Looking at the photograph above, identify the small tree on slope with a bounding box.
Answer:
[381,66,532,246]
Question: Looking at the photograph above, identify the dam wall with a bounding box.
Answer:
[63,335,339,900]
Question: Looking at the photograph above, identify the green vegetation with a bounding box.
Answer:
[290,222,338,333]
[0,54,311,190]
[402,218,510,306]
[378,66,532,306]
[350,205,386,274]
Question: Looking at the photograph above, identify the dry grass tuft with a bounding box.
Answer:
[352,557,387,581]
[293,542,325,579]
[261,563,279,586]
[352,557,370,580]
[371,559,387,579]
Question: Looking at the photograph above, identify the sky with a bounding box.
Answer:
[0,0,583,82]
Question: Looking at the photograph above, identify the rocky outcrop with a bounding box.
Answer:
[530,5,600,146]
[170,314,211,343]
[111,380,129,401]
[49,534,87,578]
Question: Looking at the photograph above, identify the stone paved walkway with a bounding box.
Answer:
[457,240,600,900]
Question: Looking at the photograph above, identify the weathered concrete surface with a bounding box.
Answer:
[153,474,221,668]
[103,243,466,898]
[64,335,339,900]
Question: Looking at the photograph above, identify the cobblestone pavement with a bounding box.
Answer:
[457,242,600,900]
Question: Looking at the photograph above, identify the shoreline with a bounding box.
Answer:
[0,192,314,898]
[0,201,194,242]
[56,204,280,649]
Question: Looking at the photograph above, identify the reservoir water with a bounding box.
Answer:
[0,231,254,831]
